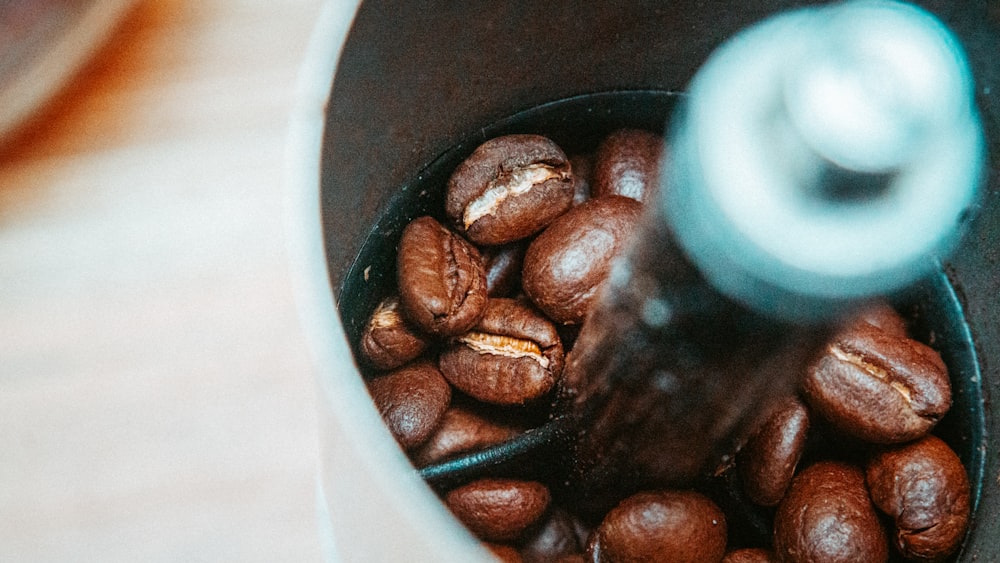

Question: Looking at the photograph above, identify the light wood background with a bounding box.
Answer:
[0,0,331,560]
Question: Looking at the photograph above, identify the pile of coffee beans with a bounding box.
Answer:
[355,129,971,562]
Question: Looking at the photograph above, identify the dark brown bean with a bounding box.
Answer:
[359,295,430,370]
[738,397,810,507]
[367,361,451,450]
[774,461,888,563]
[591,128,664,203]
[446,134,574,246]
[520,507,589,563]
[589,490,727,563]
[439,298,564,405]
[445,478,551,543]
[397,215,488,337]
[483,243,527,298]
[866,434,970,563]
[801,321,951,444]
[522,195,643,324]
[722,548,778,563]
[409,404,524,467]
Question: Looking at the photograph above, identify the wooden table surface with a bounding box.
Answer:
[0,0,336,560]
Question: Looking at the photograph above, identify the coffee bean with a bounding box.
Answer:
[522,195,643,324]
[520,507,589,563]
[802,320,951,444]
[367,361,451,450]
[439,298,564,405]
[397,215,488,337]
[445,478,551,543]
[409,404,524,467]
[738,397,810,507]
[483,243,527,298]
[446,134,574,246]
[592,128,664,203]
[773,460,889,563]
[360,295,430,370]
[722,548,778,563]
[588,490,727,563]
[866,434,970,563]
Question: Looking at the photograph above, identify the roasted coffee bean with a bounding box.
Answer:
[440,298,564,405]
[523,195,643,324]
[409,404,524,467]
[446,134,574,246]
[445,478,551,543]
[774,460,889,563]
[801,320,951,444]
[866,434,970,563]
[591,128,664,203]
[483,243,527,298]
[738,396,810,507]
[359,295,430,370]
[397,215,488,337]
[520,507,589,563]
[367,361,451,450]
[722,548,778,563]
[588,490,727,563]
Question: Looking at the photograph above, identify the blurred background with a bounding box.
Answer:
[1,0,331,560]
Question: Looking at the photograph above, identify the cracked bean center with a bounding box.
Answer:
[458,331,549,368]
[831,344,913,402]
[463,164,563,228]
[370,301,403,328]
